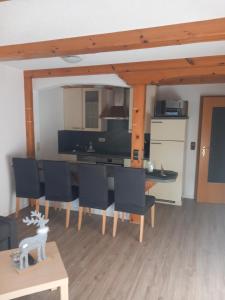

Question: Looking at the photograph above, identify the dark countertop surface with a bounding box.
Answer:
[55,159,178,182]
[152,117,188,119]
[58,151,150,160]
[38,160,177,184]
[145,169,178,182]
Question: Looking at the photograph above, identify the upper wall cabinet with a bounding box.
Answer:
[128,85,157,133]
[64,88,83,130]
[63,87,108,131]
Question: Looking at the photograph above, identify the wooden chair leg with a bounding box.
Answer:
[102,210,107,235]
[45,200,49,219]
[139,215,145,243]
[32,199,36,207]
[78,207,83,231]
[121,212,125,222]
[65,202,72,229]
[35,199,40,212]
[16,197,20,218]
[113,211,118,238]
[29,198,35,207]
[151,204,155,228]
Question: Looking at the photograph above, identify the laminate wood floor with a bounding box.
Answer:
[15,200,225,300]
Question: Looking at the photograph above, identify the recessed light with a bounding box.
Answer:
[61,55,82,63]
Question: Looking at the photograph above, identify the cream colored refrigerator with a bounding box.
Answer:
[150,119,187,205]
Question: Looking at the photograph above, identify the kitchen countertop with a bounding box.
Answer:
[67,162,178,183]
[145,169,178,182]
[58,151,150,160]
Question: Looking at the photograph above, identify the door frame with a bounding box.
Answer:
[195,95,225,202]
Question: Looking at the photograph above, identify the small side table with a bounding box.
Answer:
[0,241,68,300]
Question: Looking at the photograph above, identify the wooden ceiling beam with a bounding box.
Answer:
[25,65,115,79]
[118,66,225,85]
[2,17,225,61]
[25,55,225,79]
[157,75,225,85]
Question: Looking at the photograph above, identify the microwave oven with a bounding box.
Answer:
[155,100,188,117]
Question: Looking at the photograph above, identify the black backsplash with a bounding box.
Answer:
[58,120,150,158]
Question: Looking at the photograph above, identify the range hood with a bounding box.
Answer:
[100,88,129,120]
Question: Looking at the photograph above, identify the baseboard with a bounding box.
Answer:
[182,196,195,201]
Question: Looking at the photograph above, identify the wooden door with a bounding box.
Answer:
[197,96,225,203]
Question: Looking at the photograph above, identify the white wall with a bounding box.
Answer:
[0,64,26,216]
[157,84,225,199]
[34,88,64,160]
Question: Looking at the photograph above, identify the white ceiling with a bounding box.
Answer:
[1,0,225,70]
[1,0,225,45]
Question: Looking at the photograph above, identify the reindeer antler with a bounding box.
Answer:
[23,211,49,228]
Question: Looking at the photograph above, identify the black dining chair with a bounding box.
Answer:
[13,157,44,217]
[113,167,155,243]
[0,216,18,251]
[42,160,79,228]
[78,163,114,235]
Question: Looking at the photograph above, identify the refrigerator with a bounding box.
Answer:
[149,119,187,205]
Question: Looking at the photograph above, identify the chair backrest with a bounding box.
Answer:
[43,160,73,201]
[13,157,42,198]
[78,163,108,209]
[114,167,146,210]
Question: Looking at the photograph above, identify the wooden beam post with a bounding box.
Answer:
[24,74,35,158]
[130,85,146,223]
[131,85,146,168]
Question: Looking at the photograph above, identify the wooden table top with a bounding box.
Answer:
[0,242,68,297]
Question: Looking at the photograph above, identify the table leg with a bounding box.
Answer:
[60,282,69,300]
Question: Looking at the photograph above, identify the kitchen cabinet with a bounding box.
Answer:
[64,88,83,130]
[63,87,106,131]
[128,85,157,133]
[150,119,187,206]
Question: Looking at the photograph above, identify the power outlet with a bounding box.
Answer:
[133,149,139,160]
[98,137,106,143]
[190,142,196,150]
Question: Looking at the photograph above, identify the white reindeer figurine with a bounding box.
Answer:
[19,211,49,269]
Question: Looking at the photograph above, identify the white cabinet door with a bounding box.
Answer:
[64,88,83,130]
[150,140,185,205]
[151,119,186,141]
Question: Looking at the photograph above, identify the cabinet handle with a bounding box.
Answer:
[152,121,163,124]
[151,142,162,145]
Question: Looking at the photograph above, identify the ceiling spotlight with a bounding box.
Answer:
[61,55,82,63]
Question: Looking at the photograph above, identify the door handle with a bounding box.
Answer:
[202,146,210,157]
